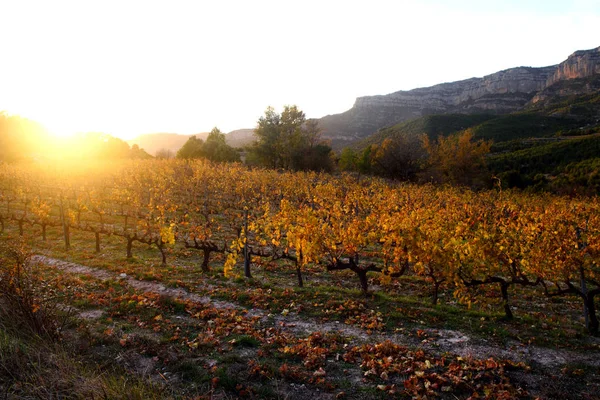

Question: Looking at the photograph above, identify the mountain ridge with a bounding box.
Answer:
[318,46,600,149]
[125,46,600,154]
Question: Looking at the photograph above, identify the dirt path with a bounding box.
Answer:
[32,255,237,310]
[33,255,600,371]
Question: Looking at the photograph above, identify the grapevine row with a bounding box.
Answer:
[0,159,598,334]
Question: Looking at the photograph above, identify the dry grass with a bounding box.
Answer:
[0,239,167,399]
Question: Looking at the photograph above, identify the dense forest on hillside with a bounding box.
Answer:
[348,86,600,193]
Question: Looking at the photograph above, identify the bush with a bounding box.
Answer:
[0,239,70,340]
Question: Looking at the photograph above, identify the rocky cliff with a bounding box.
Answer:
[320,46,600,149]
[545,46,600,87]
[532,46,600,104]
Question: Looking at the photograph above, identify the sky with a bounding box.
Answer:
[0,0,599,140]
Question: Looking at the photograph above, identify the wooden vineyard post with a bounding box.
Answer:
[95,232,101,253]
[576,227,589,331]
[59,195,70,251]
[243,208,251,278]
[581,266,589,331]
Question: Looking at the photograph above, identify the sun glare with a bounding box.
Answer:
[48,129,77,139]
[40,116,92,140]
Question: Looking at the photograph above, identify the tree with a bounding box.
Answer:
[357,146,373,174]
[292,143,334,172]
[88,133,131,159]
[302,119,322,149]
[370,134,425,181]
[250,106,332,171]
[177,136,204,159]
[339,148,359,171]
[338,146,373,175]
[130,144,152,159]
[421,129,491,187]
[176,129,239,163]
[279,105,306,170]
[202,128,240,163]
[290,118,333,171]
[251,106,281,168]
[155,148,174,159]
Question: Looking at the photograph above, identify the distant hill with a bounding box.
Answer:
[355,85,600,193]
[359,82,600,149]
[319,46,600,149]
[127,133,207,157]
[127,129,257,157]
[226,129,256,148]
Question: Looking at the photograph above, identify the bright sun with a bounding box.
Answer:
[37,110,139,141]
[41,117,88,139]
[48,130,77,139]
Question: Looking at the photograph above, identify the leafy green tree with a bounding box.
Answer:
[357,146,373,174]
[279,106,306,169]
[176,129,239,163]
[339,148,359,171]
[177,136,204,159]
[202,128,240,162]
[251,106,282,168]
[250,106,332,171]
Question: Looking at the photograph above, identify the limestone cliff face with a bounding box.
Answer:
[532,47,600,104]
[357,66,553,112]
[545,47,600,87]
[319,46,600,149]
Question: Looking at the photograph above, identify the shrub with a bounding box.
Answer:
[0,239,71,340]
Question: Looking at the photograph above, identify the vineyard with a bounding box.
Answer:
[0,159,599,399]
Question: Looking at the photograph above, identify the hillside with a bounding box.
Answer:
[354,84,600,193]
[127,133,206,157]
[488,134,600,193]
[226,128,256,148]
[356,111,588,149]
[127,129,257,157]
[357,114,497,150]
[320,46,600,149]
